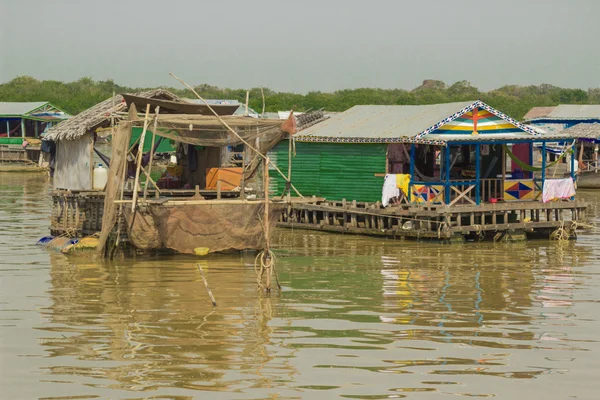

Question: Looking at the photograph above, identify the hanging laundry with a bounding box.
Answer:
[542,178,576,203]
[382,174,400,207]
[395,174,411,197]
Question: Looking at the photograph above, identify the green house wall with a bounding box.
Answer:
[269,141,386,202]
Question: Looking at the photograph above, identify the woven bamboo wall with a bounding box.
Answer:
[50,193,105,237]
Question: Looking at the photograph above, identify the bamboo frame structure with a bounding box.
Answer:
[131,104,151,212]
[169,73,304,199]
[143,106,160,203]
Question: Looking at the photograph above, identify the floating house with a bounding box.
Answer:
[0,101,70,169]
[45,89,180,191]
[523,104,600,134]
[46,92,324,258]
[556,123,600,188]
[274,101,587,241]
[524,105,600,184]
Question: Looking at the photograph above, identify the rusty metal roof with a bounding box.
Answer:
[524,104,600,121]
[523,106,556,121]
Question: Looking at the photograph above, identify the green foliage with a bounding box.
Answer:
[0,76,598,120]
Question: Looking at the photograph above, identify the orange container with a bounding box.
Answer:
[205,167,242,190]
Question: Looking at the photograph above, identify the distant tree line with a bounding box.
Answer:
[1,76,599,120]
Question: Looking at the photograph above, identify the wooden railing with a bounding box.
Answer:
[409,178,527,206]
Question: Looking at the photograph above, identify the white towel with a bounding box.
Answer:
[542,178,576,203]
[382,174,400,207]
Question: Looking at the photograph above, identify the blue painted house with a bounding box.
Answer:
[523,105,600,134]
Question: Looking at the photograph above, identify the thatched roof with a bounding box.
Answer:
[560,123,600,139]
[45,89,180,141]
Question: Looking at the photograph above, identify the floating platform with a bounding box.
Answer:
[0,145,45,172]
[277,198,588,242]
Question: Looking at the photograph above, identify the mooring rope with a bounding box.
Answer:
[254,249,280,291]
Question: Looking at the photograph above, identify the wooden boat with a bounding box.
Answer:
[576,171,600,189]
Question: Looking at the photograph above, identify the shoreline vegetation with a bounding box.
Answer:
[2,76,600,120]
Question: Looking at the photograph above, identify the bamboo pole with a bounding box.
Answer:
[131,104,151,212]
[260,87,266,118]
[263,156,271,291]
[143,106,160,203]
[240,146,246,199]
[285,134,293,197]
[245,90,250,116]
[197,264,217,307]
[169,73,304,198]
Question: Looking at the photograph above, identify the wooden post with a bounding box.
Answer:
[216,180,222,199]
[475,144,481,205]
[445,145,451,205]
[529,142,534,179]
[21,119,25,138]
[131,104,151,212]
[502,144,507,183]
[541,142,547,192]
[263,157,271,291]
[143,106,160,203]
[409,144,416,203]
[570,142,576,181]
[288,134,293,192]
[6,121,9,138]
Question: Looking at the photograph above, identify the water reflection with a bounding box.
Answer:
[1,174,600,399]
[33,234,595,398]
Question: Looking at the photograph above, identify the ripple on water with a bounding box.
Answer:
[1,175,600,399]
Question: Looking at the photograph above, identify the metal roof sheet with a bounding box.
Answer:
[297,101,476,140]
[0,102,48,116]
[546,104,600,120]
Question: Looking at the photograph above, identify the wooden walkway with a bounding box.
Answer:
[277,198,588,241]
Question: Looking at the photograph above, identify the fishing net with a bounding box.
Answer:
[124,202,283,255]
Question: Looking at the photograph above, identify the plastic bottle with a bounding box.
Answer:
[93,164,108,190]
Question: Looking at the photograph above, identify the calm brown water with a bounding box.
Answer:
[2,173,600,399]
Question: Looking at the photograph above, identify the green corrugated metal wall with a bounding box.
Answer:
[269,141,386,202]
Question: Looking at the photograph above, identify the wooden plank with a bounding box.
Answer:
[449,220,577,233]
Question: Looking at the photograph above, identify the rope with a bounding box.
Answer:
[254,249,280,291]
[550,220,571,242]
[550,220,594,242]
[471,224,485,241]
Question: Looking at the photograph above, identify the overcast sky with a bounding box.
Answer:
[1,0,599,92]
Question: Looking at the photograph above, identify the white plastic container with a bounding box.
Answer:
[93,164,108,190]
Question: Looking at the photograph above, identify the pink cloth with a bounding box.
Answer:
[542,178,576,203]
